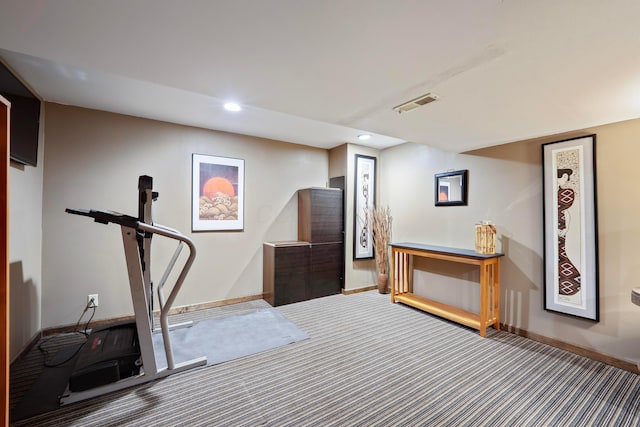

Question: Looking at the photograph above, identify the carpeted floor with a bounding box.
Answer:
[10,291,640,426]
[10,304,307,422]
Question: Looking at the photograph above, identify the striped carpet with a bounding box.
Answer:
[10,291,640,426]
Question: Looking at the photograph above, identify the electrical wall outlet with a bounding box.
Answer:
[87,294,99,308]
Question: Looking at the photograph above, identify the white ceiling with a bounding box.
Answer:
[1,1,640,152]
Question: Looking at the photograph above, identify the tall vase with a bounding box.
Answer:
[377,273,389,294]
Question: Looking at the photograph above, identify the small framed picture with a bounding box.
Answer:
[435,170,468,206]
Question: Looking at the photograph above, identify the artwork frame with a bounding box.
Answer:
[435,169,468,206]
[353,154,376,260]
[542,135,599,321]
[192,153,244,232]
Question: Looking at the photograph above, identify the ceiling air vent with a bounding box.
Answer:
[393,93,440,114]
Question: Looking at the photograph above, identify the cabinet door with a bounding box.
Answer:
[310,189,343,243]
[273,245,310,306]
[309,243,343,299]
[299,188,343,243]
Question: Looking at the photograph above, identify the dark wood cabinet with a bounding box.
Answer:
[263,242,310,307]
[263,187,344,306]
[309,242,343,299]
[298,188,343,243]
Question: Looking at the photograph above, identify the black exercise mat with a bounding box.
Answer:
[10,343,82,422]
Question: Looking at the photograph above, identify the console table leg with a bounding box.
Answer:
[479,262,488,337]
[391,249,396,303]
[494,260,501,330]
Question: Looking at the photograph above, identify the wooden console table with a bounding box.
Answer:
[390,242,504,337]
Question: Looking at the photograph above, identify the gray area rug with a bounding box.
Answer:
[152,307,308,368]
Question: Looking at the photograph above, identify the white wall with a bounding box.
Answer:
[379,142,522,313]
[379,119,640,365]
[9,106,44,361]
[40,103,329,329]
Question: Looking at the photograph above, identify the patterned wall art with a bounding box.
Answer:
[353,154,376,260]
[192,153,244,231]
[542,135,599,321]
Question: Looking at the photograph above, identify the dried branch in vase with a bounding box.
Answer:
[366,206,392,275]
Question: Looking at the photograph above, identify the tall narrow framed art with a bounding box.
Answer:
[542,135,599,321]
[353,154,376,260]
[192,153,244,232]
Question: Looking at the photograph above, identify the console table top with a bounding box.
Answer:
[390,242,504,260]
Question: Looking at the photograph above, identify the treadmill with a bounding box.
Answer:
[60,175,206,405]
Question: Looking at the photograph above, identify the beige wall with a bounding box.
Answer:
[15,100,640,366]
[9,105,44,361]
[380,118,640,365]
[40,103,329,329]
[328,144,346,181]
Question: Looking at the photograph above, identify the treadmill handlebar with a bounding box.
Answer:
[66,208,140,228]
[65,208,193,245]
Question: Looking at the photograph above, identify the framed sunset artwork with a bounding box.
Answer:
[192,154,244,231]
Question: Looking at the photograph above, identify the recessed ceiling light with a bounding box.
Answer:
[358,134,372,141]
[224,102,242,112]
